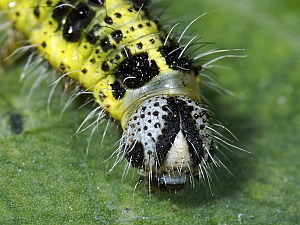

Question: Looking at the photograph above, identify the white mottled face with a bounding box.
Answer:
[121,95,215,192]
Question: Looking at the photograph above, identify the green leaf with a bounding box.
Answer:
[1,0,300,224]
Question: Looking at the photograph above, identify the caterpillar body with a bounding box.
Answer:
[0,0,235,192]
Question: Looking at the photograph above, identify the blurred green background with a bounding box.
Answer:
[1,0,299,224]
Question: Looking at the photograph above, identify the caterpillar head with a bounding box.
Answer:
[121,95,215,192]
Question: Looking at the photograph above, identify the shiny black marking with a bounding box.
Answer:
[175,98,205,165]
[136,42,143,49]
[101,61,109,71]
[63,2,96,42]
[114,52,159,88]
[88,0,105,7]
[100,37,114,52]
[86,24,101,44]
[104,16,113,24]
[110,81,126,99]
[33,6,40,18]
[9,112,23,135]
[159,43,199,73]
[114,12,121,18]
[149,38,155,44]
[125,142,144,168]
[155,98,180,166]
[111,30,123,44]
[52,1,71,30]
[155,98,206,166]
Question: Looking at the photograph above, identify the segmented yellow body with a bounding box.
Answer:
[0,0,200,123]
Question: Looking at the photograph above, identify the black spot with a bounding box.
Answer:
[104,16,113,24]
[90,58,96,64]
[82,68,87,74]
[63,2,96,42]
[110,81,126,99]
[101,61,109,71]
[159,43,200,73]
[153,111,159,116]
[100,37,112,52]
[149,38,155,44]
[200,110,206,117]
[138,23,143,28]
[114,55,120,60]
[136,42,143,49]
[199,124,205,130]
[33,6,40,18]
[126,142,144,168]
[15,12,20,17]
[111,30,123,43]
[154,123,160,128]
[88,0,105,7]
[9,112,23,135]
[60,63,66,71]
[114,52,159,88]
[86,24,101,44]
[41,41,47,48]
[114,12,121,18]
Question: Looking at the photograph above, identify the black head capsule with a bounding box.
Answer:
[122,95,214,192]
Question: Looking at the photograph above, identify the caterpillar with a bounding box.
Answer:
[0,0,242,193]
